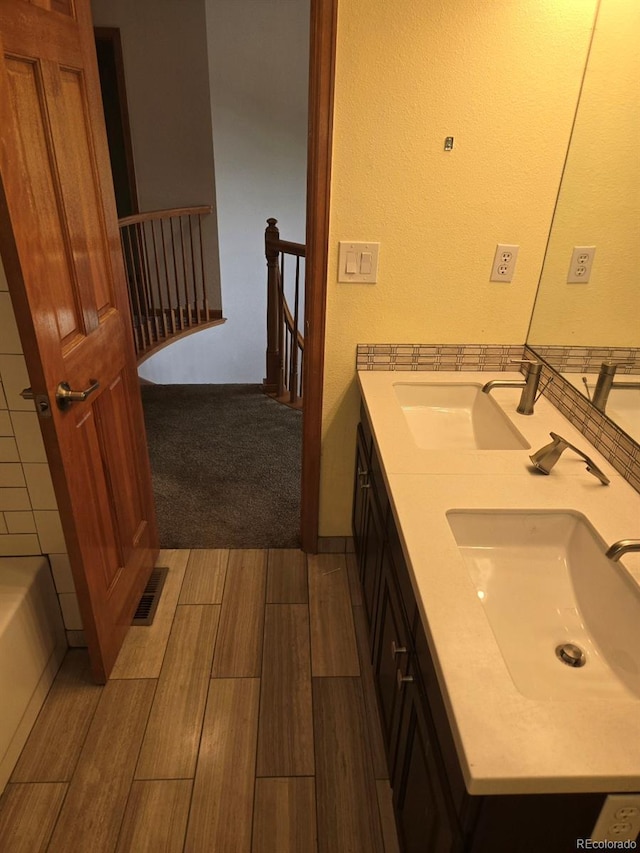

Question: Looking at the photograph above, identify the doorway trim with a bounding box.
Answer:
[300,0,338,553]
[94,26,139,216]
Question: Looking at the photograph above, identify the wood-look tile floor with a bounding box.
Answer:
[0,549,401,853]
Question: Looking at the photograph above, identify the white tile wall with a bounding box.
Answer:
[10,411,47,463]
[5,511,37,534]
[34,510,66,553]
[21,464,58,510]
[0,291,23,354]
[58,593,82,631]
[0,255,76,632]
[49,553,75,593]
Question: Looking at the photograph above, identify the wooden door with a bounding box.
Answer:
[0,0,159,682]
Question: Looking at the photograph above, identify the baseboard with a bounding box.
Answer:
[317,536,355,554]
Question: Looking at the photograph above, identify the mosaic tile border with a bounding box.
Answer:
[524,346,639,494]
[530,345,640,374]
[356,343,526,371]
[354,342,639,495]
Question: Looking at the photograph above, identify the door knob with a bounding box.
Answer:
[56,380,100,410]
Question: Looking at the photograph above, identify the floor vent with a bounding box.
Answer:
[132,567,168,626]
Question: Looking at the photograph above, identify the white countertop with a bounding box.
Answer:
[358,370,640,795]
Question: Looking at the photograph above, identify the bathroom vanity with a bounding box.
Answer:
[353,371,640,852]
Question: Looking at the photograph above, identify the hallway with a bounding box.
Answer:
[0,549,400,852]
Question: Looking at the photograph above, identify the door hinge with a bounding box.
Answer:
[20,387,52,417]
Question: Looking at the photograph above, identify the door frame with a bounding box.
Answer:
[2,0,337,557]
[93,26,139,217]
[301,0,338,552]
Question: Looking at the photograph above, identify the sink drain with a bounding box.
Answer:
[556,643,586,668]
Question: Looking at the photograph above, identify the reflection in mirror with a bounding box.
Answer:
[526,0,640,443]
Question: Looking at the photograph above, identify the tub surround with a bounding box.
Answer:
[0,257,77,641]
[0,556,66,794]
[358,367,640,794]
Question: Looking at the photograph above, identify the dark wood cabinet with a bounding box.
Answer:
[373,552,409,772]
[352,408,617,852]
[393,665,461,853]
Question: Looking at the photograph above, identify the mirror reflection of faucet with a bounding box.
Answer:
[592,360,640,413]
[482,360,543,415]
[529,432,610,485]
[605,539,640,561]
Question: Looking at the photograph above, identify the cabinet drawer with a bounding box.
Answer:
[387,511,417,630]
[374,555,412,774]
[413,615,469,821]
[369,440,389,519]
[360,404,373,459]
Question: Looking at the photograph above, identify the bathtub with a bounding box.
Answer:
[0,556,66,794]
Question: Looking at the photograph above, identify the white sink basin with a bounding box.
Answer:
[393,383,529,450]
[446,509,640,701]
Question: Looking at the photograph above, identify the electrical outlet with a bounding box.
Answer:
[591,794,640,842]
[567,245,596,283]
[490,244,519,282]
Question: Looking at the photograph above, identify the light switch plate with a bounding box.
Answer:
[338,242,380,283]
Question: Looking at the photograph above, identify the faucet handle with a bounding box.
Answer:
[600,360,635,375]
[508,358,543,375]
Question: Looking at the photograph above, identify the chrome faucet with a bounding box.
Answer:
[482,360,543,415]
[605,540,640,561]
[529,432,610,484]
[592,361,640,413]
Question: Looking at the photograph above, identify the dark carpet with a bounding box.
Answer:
[141,384,302,549]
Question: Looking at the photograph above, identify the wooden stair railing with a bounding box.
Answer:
[264,218,305,408]
[118,206,223,361]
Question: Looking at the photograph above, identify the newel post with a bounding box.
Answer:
[264,217,280,392]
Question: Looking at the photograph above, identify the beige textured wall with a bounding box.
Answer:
[320,0,599,535]
[528,0,640,347]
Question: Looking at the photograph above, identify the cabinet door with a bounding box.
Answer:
[361,481,386,637]
[374,555,411,773]
[393,671,461,853]
[352,424,370,560]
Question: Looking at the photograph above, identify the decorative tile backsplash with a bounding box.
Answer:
[530,345,640,373]
[524,346,640,494]
[356,343,640,495]
[356,343,526,371]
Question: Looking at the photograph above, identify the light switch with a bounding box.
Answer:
[360,252,372,275]
[346,251,358,274]
[338,241,380,283]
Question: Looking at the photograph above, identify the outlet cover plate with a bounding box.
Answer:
[567,245,596,283]
[591,794,640,842]
[490,244,519,283]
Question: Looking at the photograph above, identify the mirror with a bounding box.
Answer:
[526,0,640,442]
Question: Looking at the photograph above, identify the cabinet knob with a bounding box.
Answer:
[357,467,370,489]
[396,668,414,690]
[391,640,407,659]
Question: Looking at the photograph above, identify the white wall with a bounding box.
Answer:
[139,0,310,384]
[91,0,223,362]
